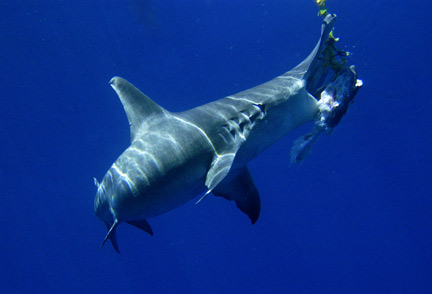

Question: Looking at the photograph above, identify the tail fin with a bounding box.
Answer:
[100,220,120,253]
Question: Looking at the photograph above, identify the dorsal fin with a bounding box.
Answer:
[109,76,167,142]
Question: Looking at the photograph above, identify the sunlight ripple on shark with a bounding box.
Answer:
[94,14,362,253]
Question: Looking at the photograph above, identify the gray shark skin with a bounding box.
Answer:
[94,14,362,253]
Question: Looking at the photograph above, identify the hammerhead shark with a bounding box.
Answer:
[94,14,362,252]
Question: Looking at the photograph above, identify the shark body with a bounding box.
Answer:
[94,15,362,252]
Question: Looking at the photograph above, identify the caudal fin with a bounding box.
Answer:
[100,220,120,253]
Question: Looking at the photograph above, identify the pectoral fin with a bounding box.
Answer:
[205,153,236,191]
[195,152,237,204]
[213,166,261,224]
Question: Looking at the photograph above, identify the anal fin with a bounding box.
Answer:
[213,166,261,224]
[127,219,154,236]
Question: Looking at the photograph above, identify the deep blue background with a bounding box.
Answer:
[1,1,431,293]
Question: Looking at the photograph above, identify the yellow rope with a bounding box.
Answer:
[314,0,350,73]
[315,0,328,17]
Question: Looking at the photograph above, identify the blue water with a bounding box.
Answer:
[1,1,431,293]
